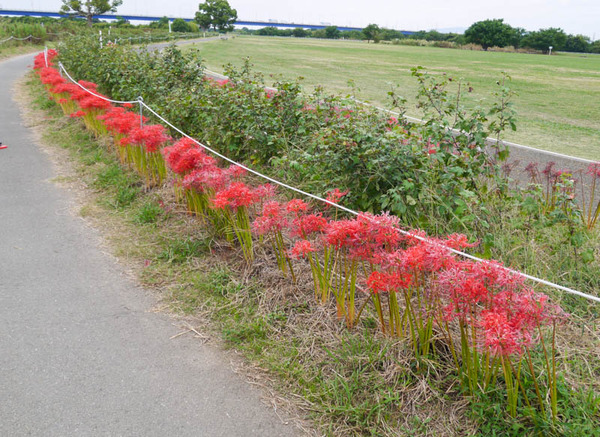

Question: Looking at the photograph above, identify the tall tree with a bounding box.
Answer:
[564,34,591,53]
[464,18,515,50]
[324,26,340,39]
[195,0,237,33]
[60,0,123,27]
[171,18,191,33]
[362,23,380,43]
[522,28,567,53]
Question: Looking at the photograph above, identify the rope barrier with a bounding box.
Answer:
[0,35,44,44]
[54,61,600,304]
[58,62,140,105]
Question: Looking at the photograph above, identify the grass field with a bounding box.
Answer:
[183,36,600,160]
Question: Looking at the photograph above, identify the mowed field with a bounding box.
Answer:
[183,36,600,160]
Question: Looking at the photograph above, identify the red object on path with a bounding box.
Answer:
[0,143,7,150]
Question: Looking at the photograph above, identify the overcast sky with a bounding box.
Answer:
[1,0,598,39]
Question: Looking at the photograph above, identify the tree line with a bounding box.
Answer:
[245,20,599,54]
[57,2,598,54]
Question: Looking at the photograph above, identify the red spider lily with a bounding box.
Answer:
[289,239,317,258]
[587,162,600,178]
[163,138,215,176]
[286,199,309,215]
[182,167,229,193]
[78,95,112,111]
[69,110,86,118]
[444,233,479,250]
[33,50,57,70]
[50,83,80,96]
[210,182,257,210]
[163,137,197,174]
[524,162,539,182]
[392,240,456,274]
[78,80,99,91]
[358,212,402,252]
[252,183,277,202]
[437,267,488,323]
[126,124,171,153]
[252,200,295,279]
[99,107,146,135]
[325,188,349,205]
[480,309,524,356]
[583,162,600,229]
[542,161,556,178]
[226,164,248,179]
[291,213,328,238]
[323,218,362,249]
[252,201,288,235]
[402,229,428,246]
[367,271,412,294]
[38,68,65,87]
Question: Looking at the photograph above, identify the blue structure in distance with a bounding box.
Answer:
[0,9,415,35]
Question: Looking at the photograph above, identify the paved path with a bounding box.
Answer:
[0,54,299,437]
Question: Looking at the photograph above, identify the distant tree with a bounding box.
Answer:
[324,26,340,39]
[448,33,466,45]
[464,18,515,50]
[158,16,169,28]
[564,34,591,53]
[522,28,567,53]
[149,16,168,29]
[590,40,600,54]
[424,30,445,41]
[60,0,123,27]
[340,30,364,40]
[195,0,237,33]
[409,30,428,40]
[292,27,307,38]
[510,27,527,48]
[256,26,279,36]
[362,23,380,43]
[380,28,405,41]
[172,18,191,33]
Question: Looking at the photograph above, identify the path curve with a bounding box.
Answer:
[0,53,300,437]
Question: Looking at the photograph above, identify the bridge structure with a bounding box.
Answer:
[0,9,415,33]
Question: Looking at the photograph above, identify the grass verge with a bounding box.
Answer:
[20,68,600,436]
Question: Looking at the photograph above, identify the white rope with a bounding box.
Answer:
[0,34,45,43]
[55,62,600,304]
[57,62,140,105]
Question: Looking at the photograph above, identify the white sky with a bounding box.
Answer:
[1,0,598,39]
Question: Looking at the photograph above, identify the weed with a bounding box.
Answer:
[157,237,210,264]
[135,200,164,224]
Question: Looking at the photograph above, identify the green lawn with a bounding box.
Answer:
[183,36,600,160]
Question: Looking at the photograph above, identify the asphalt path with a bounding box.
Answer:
[0,54,299,436]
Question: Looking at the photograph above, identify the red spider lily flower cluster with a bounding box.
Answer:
[587,162,600,179]
[35,54,169,185]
